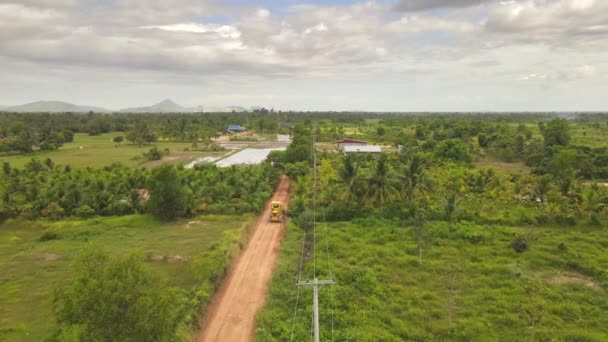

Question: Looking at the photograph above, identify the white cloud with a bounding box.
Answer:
[0,0,607,110]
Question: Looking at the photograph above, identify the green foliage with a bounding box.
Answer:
[50,250,182,341]
[147,164,188,220]
[39,231,61,242]
[543,118,571,147]
[143,146,167,161]
[258,221,608,341]
[0,158,278,220]
[434,139,471,163]
[511,236,529,253]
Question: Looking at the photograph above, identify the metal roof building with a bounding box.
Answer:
[343,145,381,153]
[227,124,247,132]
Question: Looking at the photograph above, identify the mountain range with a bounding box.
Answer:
[0,100,254,113]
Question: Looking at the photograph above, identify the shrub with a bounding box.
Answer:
[39,231,60,242]
[42,202,65,220]
[510,236,529,253]
[73,205,95,218]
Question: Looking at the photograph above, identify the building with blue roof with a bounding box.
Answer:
[227,124,247,132]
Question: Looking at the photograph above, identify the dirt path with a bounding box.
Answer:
[197,176,291,342]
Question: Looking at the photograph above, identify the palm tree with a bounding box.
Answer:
[534,175,552,203]
[366,155,399,209]
[337,155,362,204]
[401,154,432,201]
[443,192,460,222]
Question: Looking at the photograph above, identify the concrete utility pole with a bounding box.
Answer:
[297,278,336,342]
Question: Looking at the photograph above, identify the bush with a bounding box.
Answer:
[39,231,60,242]
[41,202,65,220]
[73,205,95,218]
[51,250,182,341]
[510,236,529,253]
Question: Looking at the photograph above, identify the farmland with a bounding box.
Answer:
[0,133,200,168]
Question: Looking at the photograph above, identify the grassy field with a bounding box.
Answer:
[0,133,216,168]
[257,220,608,341]
[0,214,252,341]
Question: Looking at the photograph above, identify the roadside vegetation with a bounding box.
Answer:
[0,215,254,340]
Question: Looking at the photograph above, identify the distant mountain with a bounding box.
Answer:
[4,101,109,113]
[190,105,249,113]
[120,99,188,113]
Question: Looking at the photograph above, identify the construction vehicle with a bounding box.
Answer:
[270,201,283,223]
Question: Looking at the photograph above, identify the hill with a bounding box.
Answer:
[119,99,187,113]
[4,101,109,113]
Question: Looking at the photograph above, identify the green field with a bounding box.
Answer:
[0,133,207,168]
[258,220,608,341]
[0,214,252,341]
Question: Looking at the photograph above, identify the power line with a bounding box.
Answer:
[295,129,335,342]
[291,178,311,342]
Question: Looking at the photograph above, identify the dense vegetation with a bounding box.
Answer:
[0,112,283,153]
[2,111,608,341]
[0,161,279,222]
[258,113,608,341]
[0,215,255,340]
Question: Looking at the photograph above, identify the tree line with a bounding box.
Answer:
[0,160,280,222]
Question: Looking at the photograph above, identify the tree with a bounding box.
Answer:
[147,164,188,220]
[127,121,153,146]
[520,280,546,342]
[144,146,165,161]
[51,250,182,341]
[547,149,577,196]
[401,153,431,201]
[434,139,471,163]
[477,133,489,147]
[113,136,124,145]
[337,155,362,204]
[443,192,460,222]
[412,208,429,265]
[542,118,570,147]
[366,155,398,209]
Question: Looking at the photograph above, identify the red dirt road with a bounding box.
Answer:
[197,176,291,342]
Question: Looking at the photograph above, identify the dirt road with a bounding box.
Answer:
[197,176,291,342]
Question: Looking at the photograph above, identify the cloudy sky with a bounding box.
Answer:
[1,0,607,111]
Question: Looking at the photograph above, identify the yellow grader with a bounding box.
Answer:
[270,201,283,223]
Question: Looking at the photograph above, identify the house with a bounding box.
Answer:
[135,188,150,201]
[343,145,382,156]
[227,124,247,132]
[332,138,368,146]
[332,138,368,152]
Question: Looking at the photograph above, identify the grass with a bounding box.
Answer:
[257,220,608,341]
[0,133,206,168]
[474,157,530,175]
[0,214,252,341]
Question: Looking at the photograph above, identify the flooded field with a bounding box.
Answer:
[216,148,286,167]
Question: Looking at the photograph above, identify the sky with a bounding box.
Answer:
[1,0,607,111]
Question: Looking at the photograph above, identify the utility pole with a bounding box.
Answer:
[297,278,335,342]
[294,130,335,342]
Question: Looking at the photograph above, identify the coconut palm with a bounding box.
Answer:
[401,154,433,202]
[336,155,363,204]
[443,191,460,222]
[366,155,399,209]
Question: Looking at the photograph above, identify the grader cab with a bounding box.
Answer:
[270,201,283,223]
